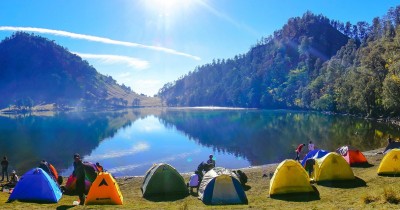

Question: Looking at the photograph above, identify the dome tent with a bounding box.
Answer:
[198,167,248,205]
[141,163,188,198]
[8,168,62,203]
[377,149,400,175]
[336,146,368,166]
[85,172,123,205]
[313,152,355,182]
[301,149,329,167]
[270,159,314,195]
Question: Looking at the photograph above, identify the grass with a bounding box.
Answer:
[1,151,400,209]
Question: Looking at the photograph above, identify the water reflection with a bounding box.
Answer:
[0,108,399,176]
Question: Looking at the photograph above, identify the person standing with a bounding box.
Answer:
[1,156,9,182]
[205,154,216,172]
[95,162,104,172]
[73,154,86,205]
[295,144,306,162]
[308,141,315,152]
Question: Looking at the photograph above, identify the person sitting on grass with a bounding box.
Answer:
[3,170,18,188]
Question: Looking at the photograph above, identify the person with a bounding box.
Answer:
[95,162,104,172]
[295,144,306,162]
[3,170,18,188]
[1,156,9,182]
[188,170,200,193]
[305,158,316,178]
[388,136,393,144]
[205,154,215,172]
[308,141,315,152]
[73,153,86,205]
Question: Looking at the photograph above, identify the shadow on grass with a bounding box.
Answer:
[351,163,374,168]
[243,184,251,191]
[56,205,75,210]
[317,176,366,188]
[144,194,189,202]
[378,173,400,177]
[269,186,320,202]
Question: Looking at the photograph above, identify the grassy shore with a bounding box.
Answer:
[1,149,400,209]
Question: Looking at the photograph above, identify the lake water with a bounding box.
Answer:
[0,108,397,177]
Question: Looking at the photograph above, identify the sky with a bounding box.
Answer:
[0,0,399,96]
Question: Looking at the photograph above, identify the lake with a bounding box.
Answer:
[0,108,397,177]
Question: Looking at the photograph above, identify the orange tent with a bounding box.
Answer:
[337,146,368,166]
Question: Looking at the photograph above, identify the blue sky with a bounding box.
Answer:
[0,0,399,96]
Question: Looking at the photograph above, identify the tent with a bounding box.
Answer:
[198,167,248,205]
[8,168,62,203]
[313,152,355,182]
[85,172,123,205]
[336,146,368,166]
[141,163,188,197]
[301,149,329,167]
[383,142,400,154]
[270,159,314,195]
[83,161,99,182]
[377,149,400,175]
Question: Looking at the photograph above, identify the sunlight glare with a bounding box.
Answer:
[143,0,197,18]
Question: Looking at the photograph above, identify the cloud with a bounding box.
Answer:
[85,142,150,161]
[0,26,201,60]
[107,149,201,174]
[74,52,149,70]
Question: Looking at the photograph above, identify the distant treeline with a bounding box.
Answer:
[158,6,400,117]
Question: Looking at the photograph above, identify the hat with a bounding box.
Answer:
[74,153,80,159]
[12,170,16,174]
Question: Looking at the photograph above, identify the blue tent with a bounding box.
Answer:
[198,167,247,205]
[301,149,329,166]
[8,168,62,203]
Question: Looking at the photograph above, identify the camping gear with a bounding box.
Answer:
[198,167,248,205]
[313,152,355,182]
[63,161,99,194]
[377,149,400,175]
[64,174,92,194]
[141,163,188,197]
[8,168,62,203]
[336,146,368,166]
[233,170,248,185]
[189,173,199,188]
[301,149,329,167]
[383,141,400,154]
[269,159,314,195]
[83,161,99,182]
[85,172,123,205]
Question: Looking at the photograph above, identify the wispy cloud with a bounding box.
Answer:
[85,142,150,161]
[107,149,201,174]
[0,26,201,60]
[74,52,149,70]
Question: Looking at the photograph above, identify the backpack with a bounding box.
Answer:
[234,170,248,185]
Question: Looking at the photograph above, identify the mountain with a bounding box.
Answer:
[158,7,400,117]
[158,12,349,108]
[0,32,161,110]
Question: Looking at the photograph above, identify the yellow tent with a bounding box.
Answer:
[85,172,123,205]
[269,159,314,195]
[377,149,400,175]
[314,152,355,182]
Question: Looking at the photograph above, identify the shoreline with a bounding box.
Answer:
[112,147,386,179]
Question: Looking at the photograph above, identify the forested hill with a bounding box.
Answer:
[158,7,400,117]
[0,32,160,109]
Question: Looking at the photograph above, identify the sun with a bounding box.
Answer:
[142,0,197,18]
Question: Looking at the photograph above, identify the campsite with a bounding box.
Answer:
[0,148,400,209]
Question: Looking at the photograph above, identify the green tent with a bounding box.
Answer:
[141,163,188,197]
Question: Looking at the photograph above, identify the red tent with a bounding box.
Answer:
[336,146,368,166]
